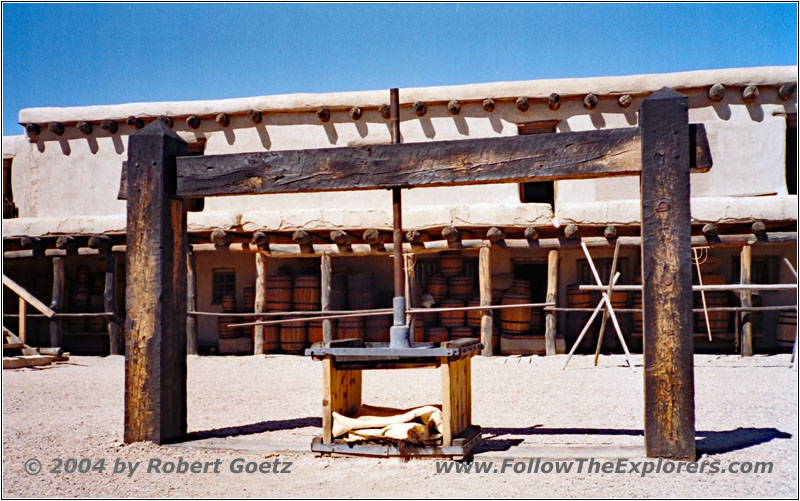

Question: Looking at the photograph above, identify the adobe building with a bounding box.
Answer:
[2,66,797,356]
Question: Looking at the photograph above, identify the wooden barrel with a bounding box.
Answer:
[501,288,531,334]
[567,284,592,309]
[426,326,449,344]
[348,273,376,310]
[92,272,105,293]
[413,314,426,343]
[529,306,544,335]
[440,299,465,328]
[694,275,729,334]
[221,294,236,313]
[632,292,643,333]
[336,317,365,341]
[70,266,92,332]
[777,311,797,349]
[450,326,476,340]
[365,315,392,343]
[87,294,106,332]
[330,270,348,310]
[293,275,320,311]
[280,321,307,353]
[466,297,482,328]
[244,283,256,312]
[308,320,324,344]
[257,324,281,352]
[427,275,448,303]
[266,275,293,312]
[439,251,463,277]
[89,272,105,331]
[422,308,440,328]
[217,315,239,339]
[449,276,474,301]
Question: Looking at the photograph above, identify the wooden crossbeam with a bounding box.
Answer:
[162,125,711,198]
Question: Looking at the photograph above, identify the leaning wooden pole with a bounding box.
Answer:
[124,119,188,444]
[544,250,559,356]
[740,245,754,356]
[640,87,696,460]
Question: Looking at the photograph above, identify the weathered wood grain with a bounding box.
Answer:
[640,88,695,461]
[176,127,643,197]
[740,245,753,356]
[186,249,198,355]
[253,252,267,354]
[479,247,493,356]
[124,119,188,444]
[116,125,711,200]
[545,249,558,356]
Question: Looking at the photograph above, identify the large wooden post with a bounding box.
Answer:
[545,249,559,356]
[320,253,333,344]
[105,252,122,355]
[740,245,753,356]
[124,119,188,444]
[186,249,198,355]
[478,247,493,356]
[640,88,695,460]
[49,257,64,348]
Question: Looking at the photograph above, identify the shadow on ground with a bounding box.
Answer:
[479,426,792,456]
[185,420,790,457]
[187,417,321,440]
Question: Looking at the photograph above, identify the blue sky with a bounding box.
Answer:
[2,2,797,133]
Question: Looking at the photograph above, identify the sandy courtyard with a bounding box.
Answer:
[2,353,797,498]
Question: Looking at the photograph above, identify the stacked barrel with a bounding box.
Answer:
[87,272,107,332]
[343,272,373,342]
[216,294,239,341]
[496,277,546,349]
[420,252,479,344]
[566,283,594,351]
[263,271,292,352]
[281,273,320,353]
[69,266,91,332]
[693,257,730,337]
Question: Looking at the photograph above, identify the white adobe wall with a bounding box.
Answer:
[4,66,797,238]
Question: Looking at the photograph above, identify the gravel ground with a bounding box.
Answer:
[2,353,797,498]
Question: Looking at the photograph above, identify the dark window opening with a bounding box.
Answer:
[577,258,631,285]
[518,121,558,206]
[212,268,236,305]
[3,158,18,219]
[786,114,797,196]
[732,255,779,285]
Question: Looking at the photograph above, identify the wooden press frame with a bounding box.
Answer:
[121,87,709,460]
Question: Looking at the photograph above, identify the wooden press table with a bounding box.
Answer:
[306,338,482,458]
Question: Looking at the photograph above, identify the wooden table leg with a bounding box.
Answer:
[322,357,362,444]
[441,356,471,446]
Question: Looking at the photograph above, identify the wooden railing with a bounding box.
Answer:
[2,274,56,344]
